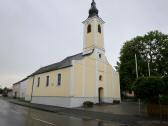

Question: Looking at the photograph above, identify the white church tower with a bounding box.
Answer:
[83,0,105,56]
[81,0,121,103]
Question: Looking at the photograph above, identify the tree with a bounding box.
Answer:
[116,30,168,92]
[2,87,9,97]
[133,77,168,105]
[0,88,2,94]
[162,76,168,95]
[133,77,165,102]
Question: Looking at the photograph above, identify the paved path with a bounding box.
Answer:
[77,102,147,116]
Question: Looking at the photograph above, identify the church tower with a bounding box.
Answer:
[83,0,105,55]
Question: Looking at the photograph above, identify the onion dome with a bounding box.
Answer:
[88,0,99,18]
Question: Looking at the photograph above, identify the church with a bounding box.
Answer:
[25,0,121,108]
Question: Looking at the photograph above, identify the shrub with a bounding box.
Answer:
[113,100,120,104]
[83,101,94,108]
[162,76,168,95]
[132,77,165,103]
[160,95,168,105]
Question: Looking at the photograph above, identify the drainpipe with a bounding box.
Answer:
[30,76,35,102]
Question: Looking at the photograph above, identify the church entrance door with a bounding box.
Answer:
[98,87,104,104]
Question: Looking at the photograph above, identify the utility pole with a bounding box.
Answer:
[135,54,139,78]
[148,62,151,77]
[135,54,141,113]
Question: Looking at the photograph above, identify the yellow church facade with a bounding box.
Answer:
[25,0,121,107]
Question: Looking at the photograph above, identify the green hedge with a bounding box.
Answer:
[133,77,165,99]
[133,76,167,104]
[160,95,168,105]
[163,76,168,95]
[83,101,94,108]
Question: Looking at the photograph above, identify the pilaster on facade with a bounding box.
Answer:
[104,63,108,97]
[82,60,86,97]
[70,61,75,97]
[95,56,99,97]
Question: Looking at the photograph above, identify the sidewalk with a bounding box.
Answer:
[9,99,168,126]
[77,102,147,116]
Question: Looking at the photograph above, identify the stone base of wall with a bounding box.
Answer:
[70,97,98,107]
[103,97,113,103]
[30,96,120,108]
[25,96,31,101]
[31,96,72,108]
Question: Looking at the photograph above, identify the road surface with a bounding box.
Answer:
[0,98,121,126]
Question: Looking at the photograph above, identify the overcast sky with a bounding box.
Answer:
[0,0,168,88]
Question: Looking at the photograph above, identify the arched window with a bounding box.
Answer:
[99,75,103,81]
[57,73,61,86]
[99,54,102,59]
[46,76,49,87]
[98,24,101,33]
[87,24,91,33]
[37,77,40,87]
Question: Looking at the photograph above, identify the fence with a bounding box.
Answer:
[147,104,168,121]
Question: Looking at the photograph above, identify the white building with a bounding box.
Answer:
[20,78,28,99]
[13,78,28,99]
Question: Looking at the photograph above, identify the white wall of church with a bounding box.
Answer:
[20,79,28,99]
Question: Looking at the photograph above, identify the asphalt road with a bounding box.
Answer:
[0,98,121,126]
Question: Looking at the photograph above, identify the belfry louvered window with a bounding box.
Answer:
[87,24,91,33]
[98,24,101,33]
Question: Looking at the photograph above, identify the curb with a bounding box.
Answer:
[9,100,56,113]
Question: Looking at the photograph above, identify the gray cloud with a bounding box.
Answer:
[0,0,168,87]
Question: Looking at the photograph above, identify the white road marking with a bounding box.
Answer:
[32,117,56,126]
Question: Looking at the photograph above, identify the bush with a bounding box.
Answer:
[113,100,120,104]
[160,95,168,105]
[18,97,25,102]
[162,76,168,95]
[132,77,165,103]
[2,94,8,97]
[83,101,94,108]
